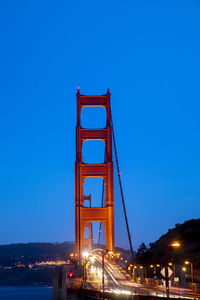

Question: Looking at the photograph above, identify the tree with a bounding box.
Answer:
[136,242,148,257]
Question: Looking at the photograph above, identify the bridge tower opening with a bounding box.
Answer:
[75,89,114,259]
[83,194,93,252]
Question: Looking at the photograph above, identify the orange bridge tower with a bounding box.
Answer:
[75,89,114,259]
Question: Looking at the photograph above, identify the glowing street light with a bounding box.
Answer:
[184,261,190,264]
[170,242,180,247]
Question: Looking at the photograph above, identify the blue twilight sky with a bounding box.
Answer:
[0,0,200,249]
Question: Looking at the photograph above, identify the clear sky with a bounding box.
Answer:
[0,0,200,249]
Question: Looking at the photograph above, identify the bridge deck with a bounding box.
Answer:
[68,287,196,300]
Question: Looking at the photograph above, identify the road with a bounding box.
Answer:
[84,251,199,299]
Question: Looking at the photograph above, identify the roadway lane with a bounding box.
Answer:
[85,252,199,299]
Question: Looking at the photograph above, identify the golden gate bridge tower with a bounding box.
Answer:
[75,89,114,259]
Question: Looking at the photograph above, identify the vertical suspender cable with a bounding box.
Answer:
[111,114,135,264]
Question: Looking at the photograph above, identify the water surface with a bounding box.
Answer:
[0,286,52,300]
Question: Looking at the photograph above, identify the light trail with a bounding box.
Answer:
[84,250,200,299]
[94,254,120,286]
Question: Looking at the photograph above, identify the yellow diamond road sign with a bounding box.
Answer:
[161,267,173,278]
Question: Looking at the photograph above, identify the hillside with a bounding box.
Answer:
[0,242,75,285]
[136,219,200,267]
[0,242,75,266]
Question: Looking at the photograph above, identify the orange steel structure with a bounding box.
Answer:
[83,194,93,252]
[75,89,114,259]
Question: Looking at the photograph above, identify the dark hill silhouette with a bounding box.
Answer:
[0,242,75,266]
[136,219,200,268]
[0,242,75,285]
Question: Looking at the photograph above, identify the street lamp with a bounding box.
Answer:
[132,265,137,281]
[185,261,194,293]
[128,264,134,279]
[165,242,180,298]
[150,264,156,277]
[156,264,160,267]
